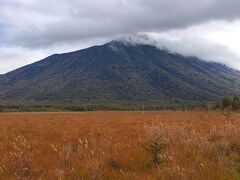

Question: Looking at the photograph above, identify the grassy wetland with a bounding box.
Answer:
[0,111,240,179]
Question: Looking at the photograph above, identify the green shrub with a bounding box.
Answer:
[143,129,168,166]
[232,96,240,110]
[222,97,233,109]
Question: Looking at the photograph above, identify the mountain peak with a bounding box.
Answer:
[111,34,157,46]
[1,38,240,104]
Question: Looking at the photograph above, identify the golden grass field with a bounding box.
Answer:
[0,111,240,179]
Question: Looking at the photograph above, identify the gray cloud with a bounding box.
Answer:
[0,0,240,73]
[1,0,240,47]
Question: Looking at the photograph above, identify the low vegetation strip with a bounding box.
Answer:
[0,101,213,112]
[0,111,240,179]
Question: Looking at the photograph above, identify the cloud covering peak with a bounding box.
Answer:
[113,34,157,46]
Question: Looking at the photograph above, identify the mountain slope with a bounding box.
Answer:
[0,40,240,103]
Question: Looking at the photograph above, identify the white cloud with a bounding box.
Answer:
[0,46,47,73]
[147,20,240,69]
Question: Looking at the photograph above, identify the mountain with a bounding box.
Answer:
[0,39,240,105]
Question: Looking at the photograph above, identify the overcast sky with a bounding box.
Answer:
[0,0,240,74]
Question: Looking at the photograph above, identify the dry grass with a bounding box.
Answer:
[0,111,240,179]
